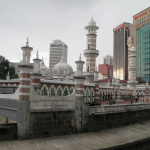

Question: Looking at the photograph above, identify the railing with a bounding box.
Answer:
[90,103,150,115]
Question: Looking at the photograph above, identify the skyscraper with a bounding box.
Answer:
[113,22,133,80]
[133,7,150,81]
[49,40,68,72]
[103,55,113,66]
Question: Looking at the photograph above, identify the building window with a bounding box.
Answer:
[147,15,149,20]
[50,87,55,96]
[63,88,68,96]
[145,16,147,21]
[88,44,90,49]
[87,66,90,72]
[57,87,62,96]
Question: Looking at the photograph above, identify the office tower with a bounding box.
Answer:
[49,40,68,72]
[113,22,133,80]
[103,55,113,66]
[133,7,150,81]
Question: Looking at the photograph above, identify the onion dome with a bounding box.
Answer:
[88,17,96,26]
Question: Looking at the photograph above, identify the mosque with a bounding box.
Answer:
[0,18,150,139]
[0,18,150,105]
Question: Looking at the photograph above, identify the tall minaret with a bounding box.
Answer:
[83,17,99,83]
[31,50,42,92]
[19,38,33,101]
[127,46,138,96]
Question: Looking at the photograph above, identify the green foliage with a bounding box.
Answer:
[0,58,9,79]
[0,58,18,79]
[109,100,116,105]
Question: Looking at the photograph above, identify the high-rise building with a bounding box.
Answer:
[113,22,133,80]
[103,55,113,66]
[133,7,150,81]
[49,40,68,72]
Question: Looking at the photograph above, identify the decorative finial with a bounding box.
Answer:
[36,50,39,59]
[26,37,29,47]
[92,16,93,20]
[79,53,82,61]
[42,54,43,60]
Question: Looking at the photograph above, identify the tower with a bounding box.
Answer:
[49,40,68,73]
[74,54,85,131]
[19,38,33,101]
[83,17,99,83]
[113,22,133,80]
[127,46,138,96]
[133,7,150,81]
[31,50,42,92]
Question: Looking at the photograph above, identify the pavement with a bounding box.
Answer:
[0,120,150,150]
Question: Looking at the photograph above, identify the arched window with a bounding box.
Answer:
[57,87,62,96]
[70,87,74,95]
[86,90,89,102]
[42,86,48,96]
[63,88,68,96]
[90,91,94,102]
[87,66,90,72]
[50,87,55,96]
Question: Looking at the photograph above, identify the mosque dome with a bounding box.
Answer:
[88,17,96,26]
[52,62,73,76]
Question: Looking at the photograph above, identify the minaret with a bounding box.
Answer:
[19,38,33,101]
[74,54,85,101]
[33,50,41,74]
[83,17,99,83]
[74,54,85,131]
[31,50,42,92]
[127,46,138,96]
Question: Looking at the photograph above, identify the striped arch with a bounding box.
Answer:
[49,85,56,96]
[63,86,69,96]
[41,84,48,96]
[57,85,63,96]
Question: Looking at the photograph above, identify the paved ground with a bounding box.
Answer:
[0,120,150,150]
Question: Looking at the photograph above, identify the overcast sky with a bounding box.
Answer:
[0,0,150,71]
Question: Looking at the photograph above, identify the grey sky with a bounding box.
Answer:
[0,0,150,71]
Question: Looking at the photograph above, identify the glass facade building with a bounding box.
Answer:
[133,7,150,81]
[136,23,150,81]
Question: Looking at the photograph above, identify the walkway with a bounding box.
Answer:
[1,120,150,150]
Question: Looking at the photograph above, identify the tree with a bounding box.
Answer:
[0,58,18,79]
[0,58,9,79]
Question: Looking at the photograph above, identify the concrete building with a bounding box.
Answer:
[133,7,150,81]
[49,40,68,73]
[103,55,113,66]
[98,64,113,79]
[113,22,133,80]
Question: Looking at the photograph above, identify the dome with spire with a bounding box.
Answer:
[88,17,96,26]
